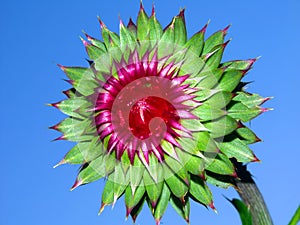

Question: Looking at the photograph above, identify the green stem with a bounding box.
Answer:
[233,161,273,225]
[288,205,300,225]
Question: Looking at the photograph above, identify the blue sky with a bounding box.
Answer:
[0,0,299,225]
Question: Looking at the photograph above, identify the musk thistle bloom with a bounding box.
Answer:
[50,3,271,224]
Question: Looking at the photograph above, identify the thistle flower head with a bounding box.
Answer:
[50,4,270,224]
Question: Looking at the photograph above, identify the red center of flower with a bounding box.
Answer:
[129,96,179,140]
[93,51,198,163]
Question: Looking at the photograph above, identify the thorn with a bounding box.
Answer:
[57,64,66,71]
[79,36,88,47]
[260,107,273,113]
[53,159,66,168]
[132,214,138,223]
[62,90,71,98]
[84,32,93,41]
[223,38,232,48]
[200,21,209,33]
[98,202,105,215]
[48,123,59,130]
[262,96,273,104]
[52,135,65,142]
[248,57,258,64]
[184,213,190,224]
[185,217,190,225]
[119,15,124,27]
[155,219,161,225]
[62,79,74,85]
[47,102,59,108]
[255,136,263,142]
[70,178,83,191]
[209,202,217,213]
[139,0,144,12]
[255,55,262,60]
[151,3,155,16]
[252,155,261,162]
[222,24,231,34]
[178,8,185,19]
[126,206,131,219]
[127,18,136,28]
[97,16,106,29]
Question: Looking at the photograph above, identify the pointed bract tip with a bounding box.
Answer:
[155,218,161,225]
[260,107,273,113]
[262,96,273,104]
[126,206,131,218]
[255,136,263,142]
[132,214,138,223]
[118,15,124,27]
[222,39,231,48]
[252,155,261,162]
[98,203,106,215]
[48,123,59,130]
[47,102,59,108]
[62,79,74,85]
[84,32,93,41]
[151,3,155,16]
[185,216,190,224]
[53,159,66,168]
[255,55,262,60]
[178,8,186,18]
[98,17,106,29]
[79,36,88,47]
[70,178,83,191]
[139,0,144,12]
[57,64,66,71]
[248,57,257,64]
[127,18,136,28]
[62,90,71,98]
[200,22,209,33]
[223,24,231,34]
[209,202,217,213]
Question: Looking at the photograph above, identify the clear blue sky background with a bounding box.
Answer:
[0,0,299,224]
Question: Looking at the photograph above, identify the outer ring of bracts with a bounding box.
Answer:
[50,5,271,224]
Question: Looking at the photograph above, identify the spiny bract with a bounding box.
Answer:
[50,3,271,224]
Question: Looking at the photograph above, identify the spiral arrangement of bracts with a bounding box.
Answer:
[50,3,271,224]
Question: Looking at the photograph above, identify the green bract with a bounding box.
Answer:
[50,3,271,224]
